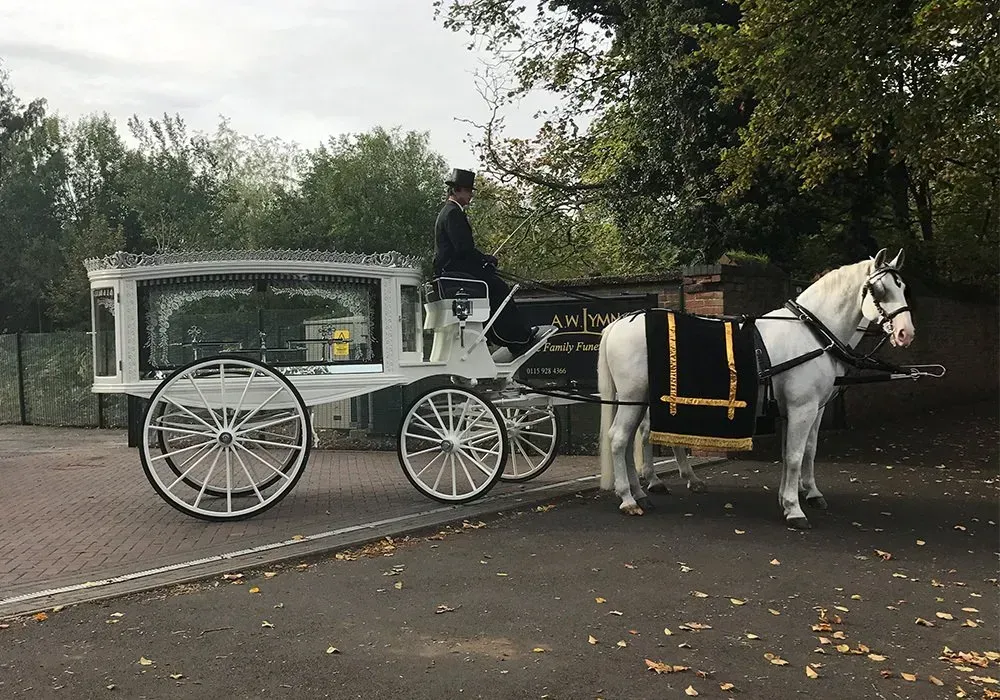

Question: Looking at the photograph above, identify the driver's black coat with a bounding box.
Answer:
[433,200,490,276]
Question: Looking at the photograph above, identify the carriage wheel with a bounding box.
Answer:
[397,386,509,504]
[499,407,560,482]
[154,401,300,498]
[139,356,311,521]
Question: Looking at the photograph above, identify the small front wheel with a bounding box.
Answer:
[397,386,509,504]
[499,407,559,482]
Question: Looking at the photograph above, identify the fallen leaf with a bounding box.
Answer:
[264,572,277,579]
[915,617,935,627]
[875,549,892,560]
[770,559,780,565]
[916,540,925,546]
[936,612,954,620]
[836,644,851,653]
[851,594,862,601]
[954,525,966,531]
[532,647,545,653]
[33,612,48,622]
[292,534,305,540]
[393,581,403,590]
[681,622,713,630]
[678,642,692,649]
[961,607,979,613]
[680,565,693,573]
[222,573,243,581]
[972,677,1000,685]
[724,503,734,509]
[818,637,831,645]
[900,672,917,682]
[692,591,709,598]
[663,628,672,636]
[595,597,606,604]
[685,685,699,696]
[879,670,893,679]
[766,654,789,666]
[435,605,457,614]
[326,646,340,654]
[496,573,508,577]
[609,610,623,616]
[834,606,849,612]
[892,573,908,578]
[956,686,968,698]
[831,631,847,640]
[928,675,944,686]
[261,621,274,628]
[616,640,627,648]
[734,529,745,535]
[169,673,183,680]
[588,635,598,645]
[624,563,636,569]
[805,665,819,679]
[696,670,711,679]
[768,609,781,616]
[720,682,736,691]
[138,657,154,666]
[248,587,260,594]
[730,598,747,606]
[746,633,760,640]
[868,654,887,662]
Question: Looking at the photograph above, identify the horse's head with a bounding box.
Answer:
[860,248,914,347]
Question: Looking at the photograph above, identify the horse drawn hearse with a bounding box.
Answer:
[86,247,943,527]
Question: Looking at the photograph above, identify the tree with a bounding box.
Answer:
[0,66,68,332]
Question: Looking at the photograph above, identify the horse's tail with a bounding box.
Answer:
[598,321,616,491]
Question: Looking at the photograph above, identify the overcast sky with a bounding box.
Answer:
[0,0,556,168]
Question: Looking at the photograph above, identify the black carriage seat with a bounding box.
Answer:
[425,274,489,303]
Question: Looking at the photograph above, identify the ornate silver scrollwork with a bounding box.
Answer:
[84,248,423,272]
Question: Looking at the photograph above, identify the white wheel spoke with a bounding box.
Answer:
[404,444,442,458]
[220,363,227,426]
[232,385,286,432]
[518,429,555,440]
[192,448,223,509]
[165,443,218,491]
[230,368,259,425]
[517,435,549,458]
[514,435,539,466]
[225,448,233,513]
[150,439,215,463]
[428,398,449,435]
[455,446,496,478]
[463,443,502,458]
[412,449,445,479]
[235,413,300,435]
[149,424,216,439]
[453,451,479,491]
[411,412,446,438]
[239,436,305,452]
[232,447,266,504]
[161,396,217,432]
[233,441,294,481]
[185,373,223,430]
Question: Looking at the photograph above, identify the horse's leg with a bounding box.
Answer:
[610,404,648,515]
[675,447,707,493]
[779,406,816,529]
[800,407,827,509]
[636,410,670,495]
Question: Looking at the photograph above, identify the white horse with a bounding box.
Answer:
[597,249,914,528]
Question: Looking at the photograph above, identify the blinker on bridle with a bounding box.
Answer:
[861,267,911,336]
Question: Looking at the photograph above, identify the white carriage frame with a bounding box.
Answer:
[84,249,545,407]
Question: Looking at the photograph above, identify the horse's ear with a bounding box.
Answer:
[888,248,905,270]
[873,248,887,268]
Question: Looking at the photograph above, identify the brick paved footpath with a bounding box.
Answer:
[0,425,692,615]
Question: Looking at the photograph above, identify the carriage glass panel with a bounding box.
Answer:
[400,284,420,354]
[136,272,382,379]
[91,287,117,377]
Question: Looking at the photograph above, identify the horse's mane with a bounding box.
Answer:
[797,259,874,305]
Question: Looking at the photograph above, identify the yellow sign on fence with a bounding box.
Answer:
[332,329,350,358]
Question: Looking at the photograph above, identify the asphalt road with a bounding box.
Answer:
[2,403,997,700]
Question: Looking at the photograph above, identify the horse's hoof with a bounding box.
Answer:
[688,480,708,494]
[648,482,670,494]
[637,497,655,510]
[620,504,645,516]
[806,496,828,510]
[787,516,812,530]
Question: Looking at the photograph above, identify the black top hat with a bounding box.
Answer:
[445,168,475,190]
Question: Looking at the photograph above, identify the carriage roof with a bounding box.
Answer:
[84,248,423,282]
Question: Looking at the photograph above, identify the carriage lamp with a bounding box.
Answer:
[452,288,472,347]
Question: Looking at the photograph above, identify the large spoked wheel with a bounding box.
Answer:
[139,356,312,521]
[397,386,509,504]
[499,407,560,482]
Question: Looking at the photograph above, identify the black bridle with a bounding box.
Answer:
[861,266,912,337]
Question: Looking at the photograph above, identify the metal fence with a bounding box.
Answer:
[0,332,128,429]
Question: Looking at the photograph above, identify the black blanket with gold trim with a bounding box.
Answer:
[646,310,759,450]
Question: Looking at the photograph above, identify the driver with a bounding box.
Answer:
[432,168,541,359]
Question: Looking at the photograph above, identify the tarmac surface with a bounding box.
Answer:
[0,401,997,699]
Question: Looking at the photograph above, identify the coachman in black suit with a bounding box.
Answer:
[433,168,539,357]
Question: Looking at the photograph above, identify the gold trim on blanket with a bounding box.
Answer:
[649,431,754,450]
[667,312,678,416]
[659,395,749,409]
[725,321,737,420]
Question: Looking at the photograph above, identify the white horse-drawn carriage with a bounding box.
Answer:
[85,249,565,521]
[86,247,944,528]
